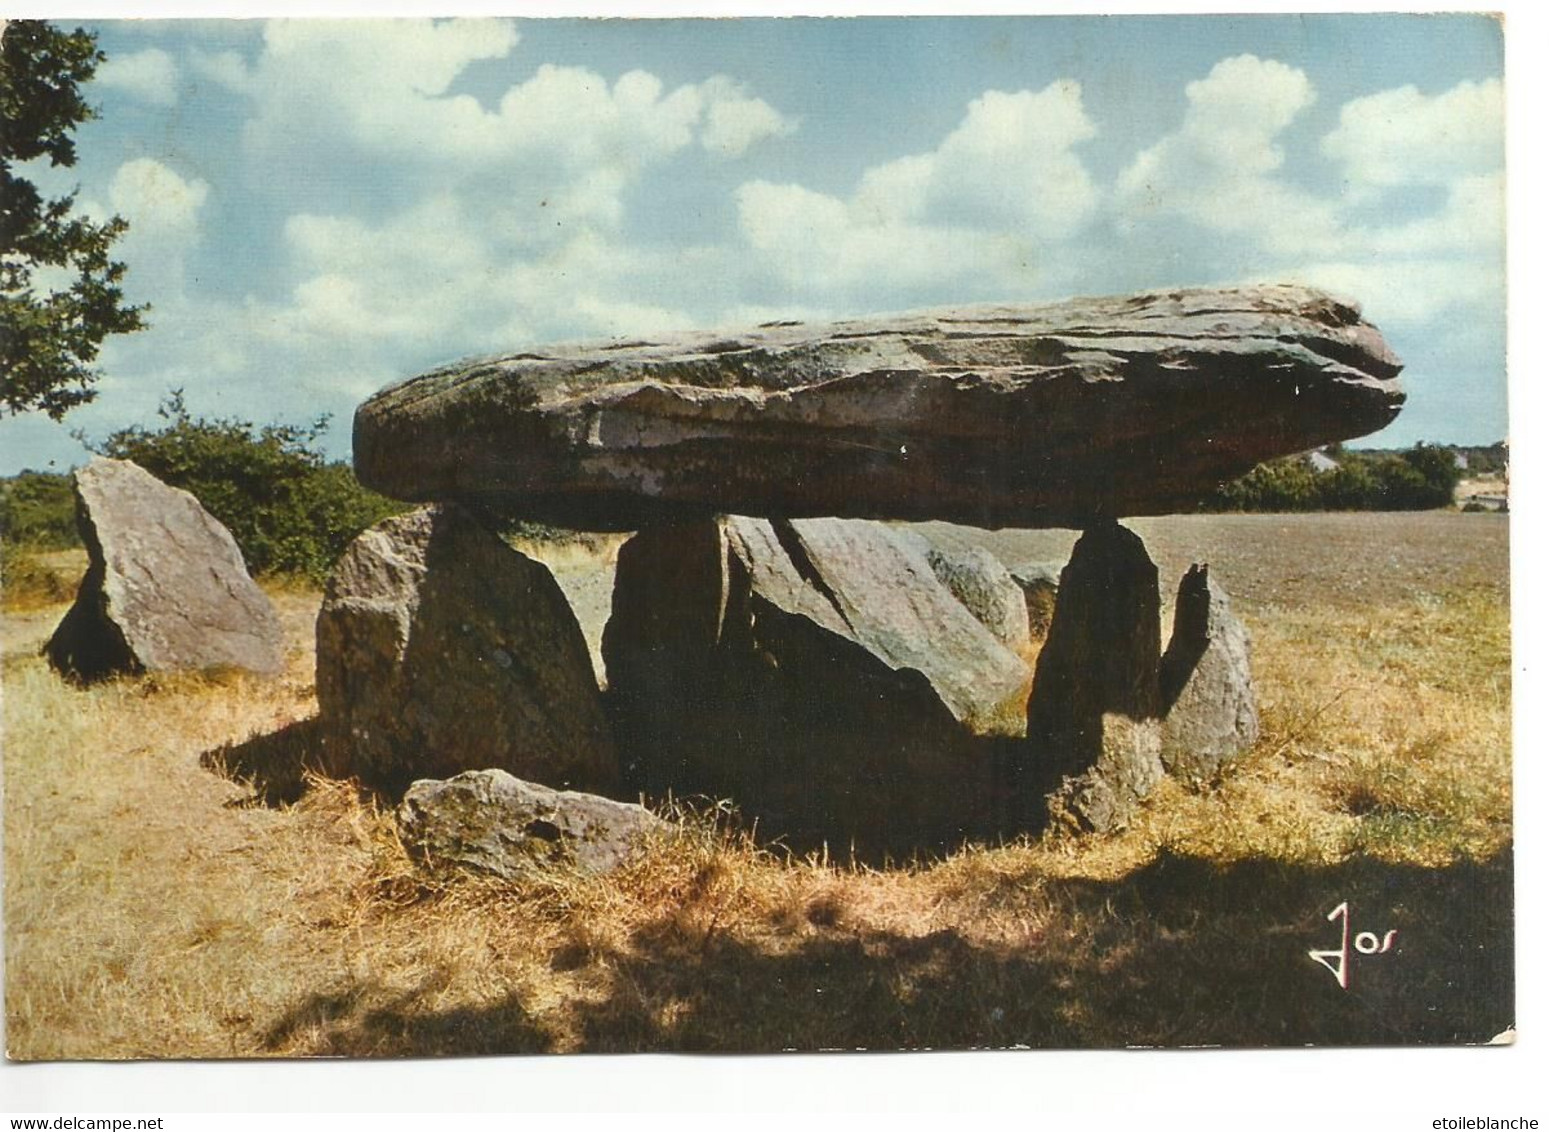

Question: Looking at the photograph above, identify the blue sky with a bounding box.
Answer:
[0,14,1507,472]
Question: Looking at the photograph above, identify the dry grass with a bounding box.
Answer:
[2,515,1512,1058]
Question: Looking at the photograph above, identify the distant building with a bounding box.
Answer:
[1454,452,1470,471]
[1305,450,1339,473]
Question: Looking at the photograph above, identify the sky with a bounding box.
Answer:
[0,13,1508,473]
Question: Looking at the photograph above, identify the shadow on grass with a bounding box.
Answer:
[259,846,1513,1055]
[200,716,322,807]
[261,973,554,1057]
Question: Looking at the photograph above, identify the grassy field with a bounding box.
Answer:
[2,513,1511,1057]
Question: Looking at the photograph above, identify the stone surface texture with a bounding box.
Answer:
[602,515,1030,855]
[1046,716,1165,836]
[1023,522,1164,832]
[44,457,284,681]
[1160,564,1261,782]
[1007,560,1063,641]
[355,285,1404,529]
[315,505,617,796]
[398,770,665,878]
[925,544,1033,655]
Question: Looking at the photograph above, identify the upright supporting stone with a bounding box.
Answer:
[1160,564,1261,782]
[1023,522,1164,833]
[315,505,619,797]
[603,515,1031,857]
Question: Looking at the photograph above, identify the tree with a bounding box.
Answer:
[1,20,146,420]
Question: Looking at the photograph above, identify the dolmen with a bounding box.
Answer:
[45,458,285,682]
[331,283,1402,860]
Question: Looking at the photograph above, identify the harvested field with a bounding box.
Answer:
[2,512,1512,1058]
[917,512,1509,611]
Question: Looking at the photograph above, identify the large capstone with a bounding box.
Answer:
[44,458,284,682]
[602,515,1031,856]
[1160,564,1261,782]
[315,505,618,796]
[398,770,665,879]
[355,285,1404,530]
[1022,522,1164,833]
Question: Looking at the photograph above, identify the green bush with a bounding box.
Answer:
[0,469,79,548]
[0,540,78,608]
[82,391,405,582]
[1206,443,1464,513]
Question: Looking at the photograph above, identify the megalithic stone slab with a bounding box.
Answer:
[354,284,1404,529]
[44,458,285,682]
[398,770,666,879]
[602,515,1031,856]
[1022,522,1164,833]
[315,505,619,797]
[1160,564,1261,782]
[925,543,1034,656]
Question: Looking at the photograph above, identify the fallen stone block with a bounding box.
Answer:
[398,769,665,878]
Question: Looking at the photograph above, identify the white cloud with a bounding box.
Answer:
[735,81,1097,303]
[1285,258,1501,327]
[854,84,1099,238]
[264,190,729,382]
[189,49,254,95]
[217,18,795,260]
[1115,54,1335,255]
[234,20,792,181]
[109,158,209,238]
[1322,78,1503,189]
[99,158,209,299]
[1098,58,1506,415]
[94,48,177,107]
[181,17,801,385]
[699,76,797,157]
[1359,172,1505,257]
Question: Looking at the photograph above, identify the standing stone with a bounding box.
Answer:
[353,284,1405,531]
[1044,714,1164,836]
[925,544,1033,656]
[602,515,1031,856]
[1160,565,1261,782]
[1022,522,1163,833]
[398,770,665,879]
[315,505,618,797]
[44,458,284,682]
[1008,560,1063,641]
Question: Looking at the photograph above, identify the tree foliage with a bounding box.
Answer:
[1207,444,1465,513]
[84,392,405,581]
[0,467,78,548]
[2,20,147,420]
